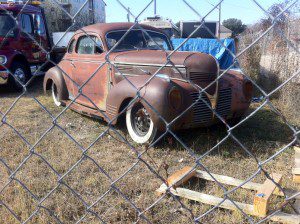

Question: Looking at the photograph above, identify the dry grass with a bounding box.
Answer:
[0,77,299,224]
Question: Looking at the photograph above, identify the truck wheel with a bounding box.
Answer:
[9,61,30,90]
[126,103,157,144]
[51,82,62,107]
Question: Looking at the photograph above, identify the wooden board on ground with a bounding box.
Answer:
[253,173,282,217]
[294,146,300,184]
[156,166,300,224]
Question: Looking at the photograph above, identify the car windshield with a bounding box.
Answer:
[0,14,16,37]
[106,29,172,52]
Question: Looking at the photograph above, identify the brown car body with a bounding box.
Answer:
[44,23,252,134]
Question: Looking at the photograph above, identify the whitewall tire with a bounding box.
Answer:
[126,103,157,144]
[52,82,62,107]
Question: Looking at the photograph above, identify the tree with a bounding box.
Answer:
[222,18,247,38]
[260,1,291,31]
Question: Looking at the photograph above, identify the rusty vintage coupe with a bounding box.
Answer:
[44,23,253,144]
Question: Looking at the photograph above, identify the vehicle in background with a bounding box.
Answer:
[0,1,66,89]
[141,18,232,39]
[177,21,220,38]
[140,15,180,38]
[44,23,253,144]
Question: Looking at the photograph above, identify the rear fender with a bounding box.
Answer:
[43,66,69,101]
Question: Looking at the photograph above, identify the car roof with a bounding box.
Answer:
[76,22,165,37]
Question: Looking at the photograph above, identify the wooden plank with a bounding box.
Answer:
[195,170,298,198]
[166,166,196,188]
[293,146,300,183]
[156,183,168,195]
[292,168,300,175]
[270,212,300,224]
[253,173,282,217]
[175,187,300,224]
[295,158,300,168]
[293,175,300,184]
[193,170,300,199]
[176,187,254,215]
[196,170,262,191]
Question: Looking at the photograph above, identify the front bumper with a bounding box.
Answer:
[0,70,9,85]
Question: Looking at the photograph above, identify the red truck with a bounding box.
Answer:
[0,1,65,89]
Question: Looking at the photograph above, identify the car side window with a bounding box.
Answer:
[94,38,103,54]
[76,35,103,55]
[33,14,46,35]
[21,14,33,34]
[68,39,76,53]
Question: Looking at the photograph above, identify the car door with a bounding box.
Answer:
[58,37,77,98]
[19,14,40,64]
[32,13,50,63]
[72,34,109,110]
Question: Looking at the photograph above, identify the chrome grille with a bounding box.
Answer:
[189,72,217,95]
[189,72,216,82]
[216,88,232,119]
[190,92,213,125]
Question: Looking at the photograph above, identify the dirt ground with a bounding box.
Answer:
[0,77,299,224]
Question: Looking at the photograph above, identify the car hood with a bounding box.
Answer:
[110,50,217,69]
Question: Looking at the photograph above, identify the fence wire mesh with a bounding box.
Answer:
[0,0,299,223]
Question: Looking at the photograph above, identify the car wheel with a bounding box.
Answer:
[126,103,157,144]
[9,62,30,90]
[52,82,62,107]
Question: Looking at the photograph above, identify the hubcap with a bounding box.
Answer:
[131,105,151,137]
[14,68,26,84]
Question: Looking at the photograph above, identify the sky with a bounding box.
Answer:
[105,0,284,25]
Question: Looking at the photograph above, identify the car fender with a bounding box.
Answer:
[43,66,69,101]
[106,75,177,129]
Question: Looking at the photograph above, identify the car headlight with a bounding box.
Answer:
[169,87,182,110]
[0,55,7,65]
[243,80,253,101]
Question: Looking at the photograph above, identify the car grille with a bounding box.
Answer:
[190,92,213,125]
[189,72,216,82]
[189,72,217,95]
[216,88,232,119]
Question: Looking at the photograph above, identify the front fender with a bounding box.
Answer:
[106,75,178,129]
[0,50,26,70]
[43,66,69,101]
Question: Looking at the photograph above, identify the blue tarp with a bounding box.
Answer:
[171,38,236,70]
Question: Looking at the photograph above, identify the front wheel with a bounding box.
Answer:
[126,103,157,144]
[9,61,30,90]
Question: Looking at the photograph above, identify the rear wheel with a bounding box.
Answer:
[51,82,62,107]
[126,103,157,144]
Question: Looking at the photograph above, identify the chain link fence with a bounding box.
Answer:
[0,0,299,223]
